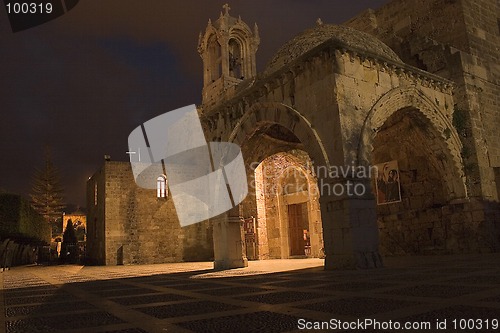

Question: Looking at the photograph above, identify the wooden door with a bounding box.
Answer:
[288,204,305,256]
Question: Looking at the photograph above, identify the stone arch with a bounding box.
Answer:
[205,32,222,82]
[227,27,251,54]
[358,86,466,198]
[228,102,330,168]
[254,151,322,259]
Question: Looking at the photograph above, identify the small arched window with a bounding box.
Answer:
[157,175,168,198]
[208,35,222,81]
[228,38,242,79]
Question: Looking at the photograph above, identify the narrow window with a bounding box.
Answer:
[228,38,242,79]
[157,175,168,198]
[94,183,98,205]
[208,35,222,81]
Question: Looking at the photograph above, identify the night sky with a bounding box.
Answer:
[0,0,389,209]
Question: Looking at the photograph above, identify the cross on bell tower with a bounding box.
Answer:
[198,4,260,109]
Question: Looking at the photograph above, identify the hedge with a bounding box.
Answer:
[0,194,51,244]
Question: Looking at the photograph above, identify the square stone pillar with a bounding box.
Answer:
[319,178,383,269]
[212,208,248,270]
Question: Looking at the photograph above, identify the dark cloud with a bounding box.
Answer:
[0,0,389,208]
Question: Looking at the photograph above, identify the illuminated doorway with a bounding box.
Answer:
[287,203,310,257]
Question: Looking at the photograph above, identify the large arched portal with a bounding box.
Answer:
[209,103,332,269]
[370,105,466,255]
[253,151,323,260]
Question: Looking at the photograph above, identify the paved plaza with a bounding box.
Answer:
[1,254,499,332]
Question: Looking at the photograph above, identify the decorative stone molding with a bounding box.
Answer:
[358,86,467,198]
[227,102,330,168]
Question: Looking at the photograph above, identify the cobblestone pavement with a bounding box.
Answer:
[1,254,500,332]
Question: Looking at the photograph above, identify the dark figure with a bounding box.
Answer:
[385,169,400,202]
[229,52,242,78]
[376,164,390,203]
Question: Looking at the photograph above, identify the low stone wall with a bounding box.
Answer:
[378,198,500,256]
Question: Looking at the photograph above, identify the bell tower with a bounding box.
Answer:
[198,4,260,108]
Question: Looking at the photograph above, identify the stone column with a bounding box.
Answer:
[213,207,248,270]
[320,177,382,269]
[220,33,230,78]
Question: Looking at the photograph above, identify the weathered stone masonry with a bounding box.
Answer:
[87,162,213,265]
[346,0,500,255]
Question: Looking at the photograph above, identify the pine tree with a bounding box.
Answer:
[62,220,77,244]
[30,148,65,223]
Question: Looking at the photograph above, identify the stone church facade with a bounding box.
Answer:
[87,0,500,268]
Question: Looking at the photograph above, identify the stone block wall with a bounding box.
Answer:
[461,0,500,63]
[379,199,500,255]
[343,0,500,254]
[457,0,500,199]
[345,0,469,57]
[346,0,500,201]
[86,161,213,265]
[87,166,106,265]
